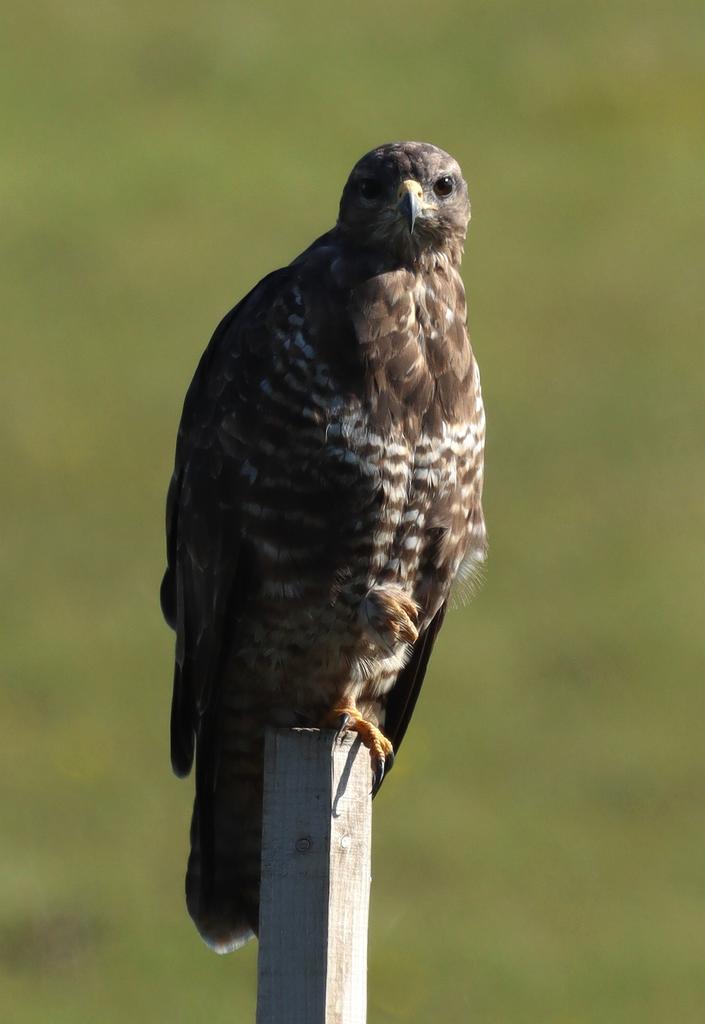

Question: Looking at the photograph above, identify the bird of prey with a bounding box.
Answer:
[160,141,487,953]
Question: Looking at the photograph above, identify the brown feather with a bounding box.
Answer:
[161,142,487,952]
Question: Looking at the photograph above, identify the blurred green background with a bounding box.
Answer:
[2,0,704,1021]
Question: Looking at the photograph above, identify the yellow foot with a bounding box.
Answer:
[361,586,420,648]
[322,705,394,794]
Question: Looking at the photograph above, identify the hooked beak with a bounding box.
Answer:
[397,179,424,234]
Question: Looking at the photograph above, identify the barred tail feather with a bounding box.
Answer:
[185,798,258,954]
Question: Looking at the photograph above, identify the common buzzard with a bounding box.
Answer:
[161,141,487,952]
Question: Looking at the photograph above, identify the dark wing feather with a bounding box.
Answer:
[161,270,288,776]
[161,304,243,778]
[160,271,288,905]
[383,602,448,756]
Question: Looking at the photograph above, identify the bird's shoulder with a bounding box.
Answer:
[172,229,479,471]
[177,231,350,420]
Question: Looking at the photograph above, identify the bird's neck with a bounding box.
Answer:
[333,224,465,275]
[414,241,464,275]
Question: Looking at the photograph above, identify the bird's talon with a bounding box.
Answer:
[371,758,386,796]
[321,705,394,793]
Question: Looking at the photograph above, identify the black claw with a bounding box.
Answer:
[371,749,395,797]
[371,757,386,797]
[335,713,350,739]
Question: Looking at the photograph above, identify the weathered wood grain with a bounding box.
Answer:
[256,728,372,1024]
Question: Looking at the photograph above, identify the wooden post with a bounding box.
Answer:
[256,728,372,1024]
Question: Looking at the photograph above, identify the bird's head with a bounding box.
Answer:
[337,141,470,265]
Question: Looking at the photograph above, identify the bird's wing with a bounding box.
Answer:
[161,268,299,911]
[383,601,448,755]
[161,269,289,777]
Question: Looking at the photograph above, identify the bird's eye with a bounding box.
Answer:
[358,178,383,201]
[433,175,454,198]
